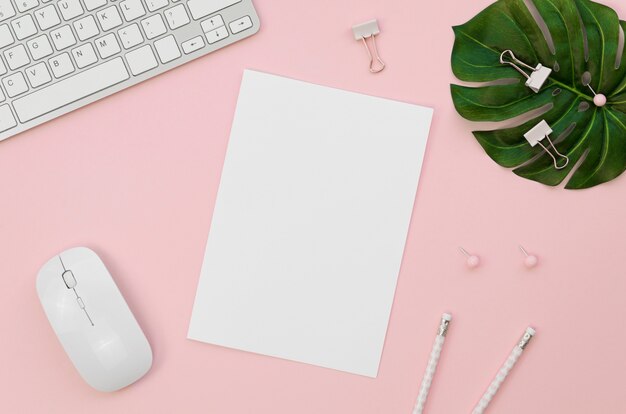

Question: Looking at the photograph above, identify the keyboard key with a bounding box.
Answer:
[2,72,29,97]
[27,34,53,60]
[182,36,205,54]
[34,4,61,30]
[4,44,30,70]
[12,15,37,40]
[140,14,166,39]
[71,43,97,68]
[83,0,106,12]
[125,44,157,75]
[187,0,240,20]
[49,52,75,78]
[0,24,14,48]
[13,57,130,122]
[15,0,39,13]
[0,58,7,75]
[229,16,252,34]
[74,15,99,40]
[164,4,190,30]
[118,23,143,49]
[95,33,120,58]
[25,62,52,87]
[0,0,16,23]
[0,104,17,132]
[96,5,122,31]
[120,0,145,22]
[58,0,84,21]
[154,35,181,63]
[145,0,168,12]
[205,26,228,45]
[201,15,224,32]
[50,25,76,50]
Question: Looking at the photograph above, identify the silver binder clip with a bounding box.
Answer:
[524,120,569,170]
[352,19,385,73]
[500,50,552,93]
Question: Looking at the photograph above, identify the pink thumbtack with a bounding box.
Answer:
[519,245,538,268]
[459,247,480,269]
[583,72,607,107]
[593,94,607,107]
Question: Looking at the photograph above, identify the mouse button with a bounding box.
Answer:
[62,247,99,267]
[62,270,77,289]
[36,256,66,297]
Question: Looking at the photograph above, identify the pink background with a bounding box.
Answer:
[2,0,625,412]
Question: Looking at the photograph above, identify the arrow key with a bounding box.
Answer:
[201,15,224,32]
[229,16,252,34]
[182,35,205,54]
[205,26,228,45]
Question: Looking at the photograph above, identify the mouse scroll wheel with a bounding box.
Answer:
[62,270,77,289]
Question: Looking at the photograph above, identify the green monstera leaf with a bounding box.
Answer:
[451,0,626,189]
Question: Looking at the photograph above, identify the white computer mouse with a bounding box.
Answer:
[36,247,152,392]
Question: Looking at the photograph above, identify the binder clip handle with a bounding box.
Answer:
[523,120,570,170]
[500,50,552,93]
[537,140,569,169]
[352,19,386,74]
[500,50,535,79]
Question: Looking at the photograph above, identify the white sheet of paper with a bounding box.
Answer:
[188,70,433,377]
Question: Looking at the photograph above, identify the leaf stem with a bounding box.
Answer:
[547,78,593,101]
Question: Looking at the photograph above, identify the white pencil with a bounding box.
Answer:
[412,313,452,414]
[471,327,536,414]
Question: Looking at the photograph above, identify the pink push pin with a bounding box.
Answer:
[582,71,607,107]
[459,247,480,269]
[593,94,607,107]
[519,245,538,268]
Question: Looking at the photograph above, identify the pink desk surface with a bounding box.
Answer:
[2,0,625,413]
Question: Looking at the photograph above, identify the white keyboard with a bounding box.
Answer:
[0,0,259,142]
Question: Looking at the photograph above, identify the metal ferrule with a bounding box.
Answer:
[518,330,534,350]
[437,317,450,337]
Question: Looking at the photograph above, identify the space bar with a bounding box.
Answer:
[13,58,130,123]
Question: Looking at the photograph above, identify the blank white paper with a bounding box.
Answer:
[188,70,433,377]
